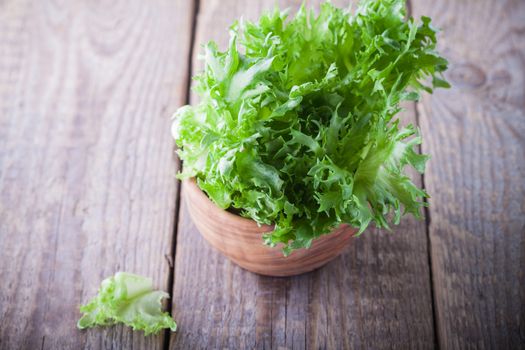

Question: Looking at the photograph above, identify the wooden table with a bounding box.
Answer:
[1,0,523,349]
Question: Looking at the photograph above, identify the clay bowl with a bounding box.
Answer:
[184,178,356,277]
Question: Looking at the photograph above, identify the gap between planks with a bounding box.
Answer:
[406,0,440,347]
[414,100,440,350]
[163,0,201,349]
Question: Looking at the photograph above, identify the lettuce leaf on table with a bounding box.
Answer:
[78,272,177,335]
[173,0,448,255]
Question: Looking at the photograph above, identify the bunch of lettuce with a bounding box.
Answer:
[173,0,448,255]
[78,272,177,335]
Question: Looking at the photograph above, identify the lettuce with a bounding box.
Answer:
[173,0,448,255]
[77,272,177,335]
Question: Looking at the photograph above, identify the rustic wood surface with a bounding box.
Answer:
[0,0,523,349]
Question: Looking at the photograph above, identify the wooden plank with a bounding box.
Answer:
[411,0,525,348]
[0,0,194,348]
[170,1,435,348]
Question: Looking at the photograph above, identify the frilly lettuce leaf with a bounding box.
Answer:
[77,272,177,335]
[173,0,448,255]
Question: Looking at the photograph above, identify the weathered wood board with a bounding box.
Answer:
[170,1,435,349]
[0,0,194,348]
[412,0,525,348]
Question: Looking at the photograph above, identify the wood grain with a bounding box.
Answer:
[0,0,194,349]
[170,0,435,348]
[411,0,525,348]
[184,179,356,276]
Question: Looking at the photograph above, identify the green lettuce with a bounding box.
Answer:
[77,272,177,335]
[173,0,448,255]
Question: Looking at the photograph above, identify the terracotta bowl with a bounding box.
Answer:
[184,178,356,277]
